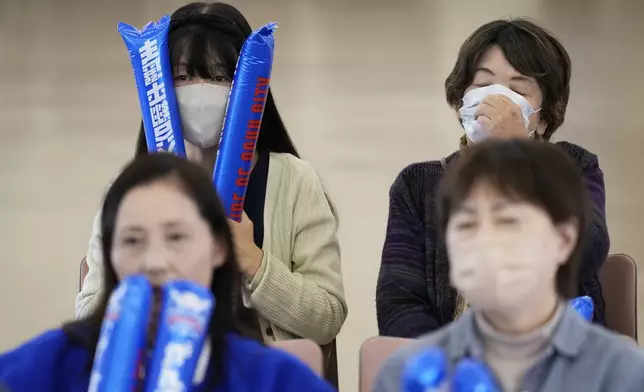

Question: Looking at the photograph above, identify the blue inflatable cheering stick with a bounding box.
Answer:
[145,281,215,392]
[118,15,187,158]
[401,347,448,392]
[452,358,501,392]
[88,276,152,392]
[570,295,594,321]
[212,23,276,222]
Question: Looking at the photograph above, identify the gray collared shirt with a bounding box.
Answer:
[373,305,644,392]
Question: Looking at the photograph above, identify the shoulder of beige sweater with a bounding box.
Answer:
[269,152,320,185]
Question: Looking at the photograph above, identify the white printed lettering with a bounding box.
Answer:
[151,101,171,128]
[166,138,177,154]
[143,60,162,87]
[147,81,166,107]
[153,342,193,392]
[170,290,211,314]
[139,39,159,67]
[166,342,194,366]
[153,121,174,142]
[155,370,183,392]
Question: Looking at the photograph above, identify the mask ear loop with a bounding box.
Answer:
[527,107,543,140]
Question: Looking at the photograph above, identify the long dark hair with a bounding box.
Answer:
[135,2,299,158]
[63,153,241,386]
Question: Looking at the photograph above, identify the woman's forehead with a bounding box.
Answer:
[172,58,227,76]
[170,27,236,71]
[171,44,230,76]
[476,46,532,80]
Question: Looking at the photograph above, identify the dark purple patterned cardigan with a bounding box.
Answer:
[376,141,609,338]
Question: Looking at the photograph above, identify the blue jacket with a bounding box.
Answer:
[0,328,334,392]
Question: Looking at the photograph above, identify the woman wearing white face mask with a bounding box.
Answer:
[374,140,644,392]
[377,18,609,339]
[76,2,347,386]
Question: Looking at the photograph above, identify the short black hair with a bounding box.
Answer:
[436,139,588,298]
[445,18,571,140]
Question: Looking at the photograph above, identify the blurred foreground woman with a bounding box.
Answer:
[375,140,643,392]
[0,154,333,392]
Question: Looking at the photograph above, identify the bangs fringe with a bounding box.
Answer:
[446,149,539,212]
[169,25,239,80]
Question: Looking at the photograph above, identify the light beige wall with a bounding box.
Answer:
[1,1,643,391]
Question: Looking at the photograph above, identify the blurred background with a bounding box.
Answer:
[0,0,643,390]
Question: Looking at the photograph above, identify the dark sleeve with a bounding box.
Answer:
[376,166,439,337]
[560,142,610,283]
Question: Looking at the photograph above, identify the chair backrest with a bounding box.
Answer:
[79,257,89,292]
[271,339,324,377]
[359,336,410,392]
[598,253,638,341]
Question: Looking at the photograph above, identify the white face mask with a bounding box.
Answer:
[459,84,540,144]
[176,84,230,148]
[446,186,571,314]
[448,233,547,312]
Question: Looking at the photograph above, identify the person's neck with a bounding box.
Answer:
[481,292,560,335]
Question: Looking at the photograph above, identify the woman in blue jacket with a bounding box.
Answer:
[0,153,333,392]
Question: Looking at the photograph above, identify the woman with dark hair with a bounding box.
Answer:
[377,18,609,338]
[76,2,346,384]
[0,154,333,391]
[374,140,644,392]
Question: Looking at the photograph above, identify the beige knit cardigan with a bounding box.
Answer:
[75,152,348,345]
